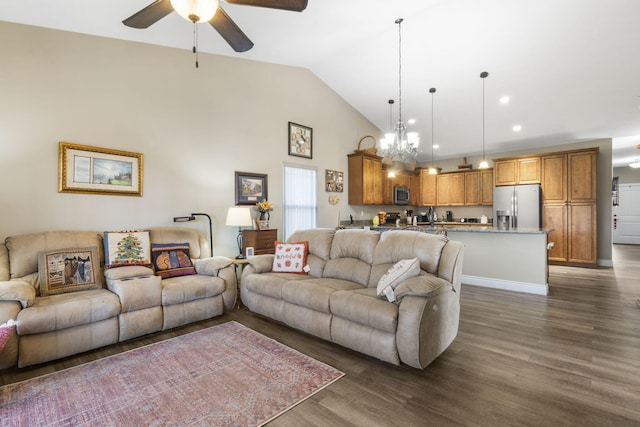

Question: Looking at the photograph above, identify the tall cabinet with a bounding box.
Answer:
[542,148,598,266]
[348,152,383,205]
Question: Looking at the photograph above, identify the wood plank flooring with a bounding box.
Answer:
[2,244,639,426]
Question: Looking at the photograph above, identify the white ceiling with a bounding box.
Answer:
[3,0,640,167]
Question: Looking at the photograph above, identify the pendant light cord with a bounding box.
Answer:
[480,71,489,160]
[430,88,436,168]
[396,18,403,126]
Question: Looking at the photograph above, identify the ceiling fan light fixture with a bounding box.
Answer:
[170,0,219,23]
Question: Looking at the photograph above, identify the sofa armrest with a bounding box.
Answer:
[246,254,274,274]
[0,280,36,308]
[394,275,452,301]
[194,256,233,276]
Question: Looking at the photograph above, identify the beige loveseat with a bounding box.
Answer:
[240,228,464,369]
[0,227,236,369]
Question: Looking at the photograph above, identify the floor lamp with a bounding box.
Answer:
[225,207,253,259]
[173,213,213,257]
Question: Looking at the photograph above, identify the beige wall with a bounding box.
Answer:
[0,22,380,256]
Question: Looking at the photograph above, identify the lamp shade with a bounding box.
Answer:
[170,0,219,23]
[225,207,253,227]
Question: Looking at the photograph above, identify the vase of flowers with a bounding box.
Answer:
[256,200,273,228]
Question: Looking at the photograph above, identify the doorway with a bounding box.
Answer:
[613,183,640,244]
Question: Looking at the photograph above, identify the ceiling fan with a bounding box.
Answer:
[123,0,308,53]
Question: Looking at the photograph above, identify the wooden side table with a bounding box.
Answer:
[231,257,249,309]
[242,229,277,255]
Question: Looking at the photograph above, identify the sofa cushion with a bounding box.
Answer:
[38,246,102,295]
[104,266,155,281]
[370,231,448,287]
[330,288,399,333]
[104,230,152,268]
[287,228,335,260]
[329,229,380,264]
[323,258,372,287]
[281,278,363,314]
[151,243,196,279]
[161,274,225,306]
[242,272,315,300]
[16,289,120,335]
[272,241,309,274]
[376,258,421,302]
[5,231,104,280]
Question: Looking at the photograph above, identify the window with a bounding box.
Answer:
[283,164,317,239]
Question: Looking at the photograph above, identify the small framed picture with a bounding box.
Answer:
[246,247,255,258]
[288,122,312,159]
[325,169,344,192]
[235,171,268,206]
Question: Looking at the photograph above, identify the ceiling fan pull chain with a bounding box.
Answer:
[193,22,199,68]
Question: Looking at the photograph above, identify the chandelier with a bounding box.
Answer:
[380,18,418,171]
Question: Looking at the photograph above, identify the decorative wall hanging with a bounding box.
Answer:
[235,171,268,205]
[58,142,143,196]
[288,122,312,159]
[325,169,344,192]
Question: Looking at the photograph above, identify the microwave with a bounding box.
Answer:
[393,186,410,205]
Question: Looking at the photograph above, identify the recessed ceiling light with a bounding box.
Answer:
[512,124,522,132]
[630,160,640,168]
[500,96,510,104]
[408,119,416,124]
[432,144,440,149]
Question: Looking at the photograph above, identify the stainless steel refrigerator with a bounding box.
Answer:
[493,184,542,229]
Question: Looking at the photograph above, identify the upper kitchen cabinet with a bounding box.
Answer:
[494,156,541,186]
[568,150,597,203]
[419,169,436,206]
[436,172,465,206]
[348,152,383,205]
[464,171,480,205]
[480,169,494,206]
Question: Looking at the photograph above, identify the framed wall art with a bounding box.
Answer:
[235,171,268,205]
[325,169,344,192]
[58,142,143,196]
[288,122,312,159]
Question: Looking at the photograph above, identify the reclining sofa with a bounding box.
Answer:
[0,226,236,369]
[240,228,464,369]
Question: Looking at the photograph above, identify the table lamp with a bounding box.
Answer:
[225,207,253,259]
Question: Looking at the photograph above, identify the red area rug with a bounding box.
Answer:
[0,321,344,426]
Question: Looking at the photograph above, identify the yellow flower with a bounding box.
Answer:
[256,200,273,212]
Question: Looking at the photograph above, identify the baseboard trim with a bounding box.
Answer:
[462,275,549,296]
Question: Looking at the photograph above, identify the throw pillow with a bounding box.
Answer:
[272,241,309,274]
[0,319,16,353]
[376,258,421,302]
[37,246,102,295]
[151,243,196,279]
[104,230,151,268]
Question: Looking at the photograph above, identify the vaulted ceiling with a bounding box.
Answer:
[2,0,640,167]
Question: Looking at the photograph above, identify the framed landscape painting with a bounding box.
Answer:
[58,142,143,196]
[235,171,268,205]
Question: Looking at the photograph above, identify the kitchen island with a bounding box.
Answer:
[352,223,550,295]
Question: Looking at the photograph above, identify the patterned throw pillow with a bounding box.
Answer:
[38,246,102,295]
[376,258,421,302]
[104,230,151,268]
[272,241,309,274]
[151,243,196,279]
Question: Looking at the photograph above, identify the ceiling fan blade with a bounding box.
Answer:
[224,0,308,12]
[123,0,174,29]
[209,7,254,52]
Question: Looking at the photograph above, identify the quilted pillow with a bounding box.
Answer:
[376,258,420,302]
[151,243,196,279]
[37,246,102,295]
[104,230,151,268]
[272,241,309,274]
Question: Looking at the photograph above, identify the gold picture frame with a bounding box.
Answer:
[58,142,143,196]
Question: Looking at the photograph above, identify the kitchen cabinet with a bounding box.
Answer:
[542,148,597,266]
[348,152,383,205]
[382,170,415,205]
[464,171,479,205]
[480,169,494,205]
[409,174,421,206]
[436,172,465,206]
[419,169,436,206]
[494,156,541,186]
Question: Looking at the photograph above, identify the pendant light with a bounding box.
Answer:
[428,88,438,175]
[479,71,490,169]
[380,18,418,170]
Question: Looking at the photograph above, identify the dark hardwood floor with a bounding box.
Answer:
[2,245,639,426]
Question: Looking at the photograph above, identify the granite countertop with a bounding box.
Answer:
[342,224,549,235]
